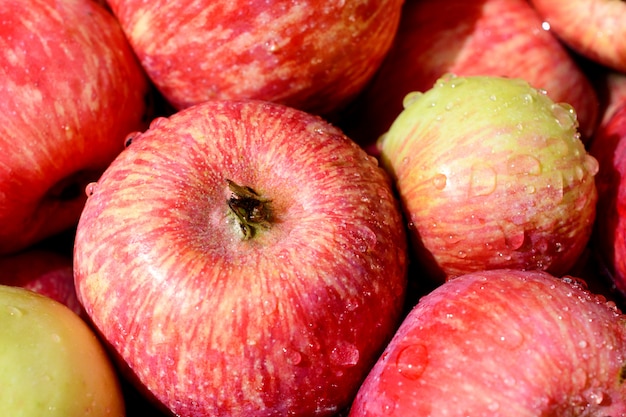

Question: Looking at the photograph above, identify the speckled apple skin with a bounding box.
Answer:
[0,0,151,254]
[74,100,408,417]
[380,75,598,281]
[349,269,626,417]
[105,0,403,116]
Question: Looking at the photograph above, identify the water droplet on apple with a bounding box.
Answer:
[583,154,599,176]
[432,173,447,190]
[551,102,577,130]
[265,39,279,53]
[50,333,62,343]
[283,347,303,366]
[489,94,497,101]
[330,342,360,367]
[487,402,500,412]
[395,343,428,380]
[262,295,278,315]
[85,182,98,197]
[508,154,542,176]
[402,91,423,109]
[504,226,525,250]
[5,305,23,317]
[469,164,497,197]
[584,389,607,406]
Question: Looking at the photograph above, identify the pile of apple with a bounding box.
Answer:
[1,0,626,416]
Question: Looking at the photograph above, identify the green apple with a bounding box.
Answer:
[379,74,598,282]
[0,285,124,417]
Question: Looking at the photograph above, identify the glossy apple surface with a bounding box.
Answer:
[0,0,151,255]
[349,269,626,416]
[74,99,408,417]
[106,0,402,116]
[379,75,598,281]
[529,0,626,73]
[341,0,599,152]
[0,249,82,316]
[590,102,626,297]
[0,284,124,416]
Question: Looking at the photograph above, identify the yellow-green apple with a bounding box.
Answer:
[0,0,152,255]
[590,101,626,297]
[348,269,626,416]
[0,249,82,316]
[379,74,598,282]
[528,0,626,73]
[340,0,599,153]
[0,284,125,416]
[104,0,402,117]
[73,99,408,417]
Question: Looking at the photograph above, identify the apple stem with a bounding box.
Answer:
[226,179,272,240]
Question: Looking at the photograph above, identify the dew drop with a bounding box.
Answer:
[497,327,524,349]
[402,91,423,109]
[503,226,526,250]
[283,347,303,366]
[487,402,500,412]
[50,333,62,343]
[330,342,360,367]
[552,102,577,130]
[583,154,599,176]
[85,182,98,197]
[396,344,428,380]
[5,305,23,317]
[469,164,497,197]
[432,173,447,190]
[507,154,542,176]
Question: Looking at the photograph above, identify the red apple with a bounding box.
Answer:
[0,0,152,255]
[590,102,626,297]
[0,249,82,316]
[595,69,626,128]
[528,0,626,73]
[105,0,403,117]
[73,99,408,417]
[341,0,600,152]
[379,74,598,282]
[348,269,626,416]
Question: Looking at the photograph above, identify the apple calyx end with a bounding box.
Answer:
[226,179,272,240]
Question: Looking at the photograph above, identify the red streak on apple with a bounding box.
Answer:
[74,100,408,416]
[0,0,151,254]
[106,0,402,116]
[349,269,626,416]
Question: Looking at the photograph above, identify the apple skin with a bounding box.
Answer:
[105,0,402,117]
[348,269,626,416]
[341,0,599,153]
[0,249,82,316]
[379,75,598,282]
[590,102,626,297]
[0,0,152,255]
[73,99,408,417]
[528,0,626,73]
[0,284,125,416]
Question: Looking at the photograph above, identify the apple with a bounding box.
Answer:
[528,0,626,73]
[340,0,600,153]
[595,69,626,128]
[73,99,409,417]
[0,0,152,255]
[0,248,82,316]
[0,284,125,416]
[104,0,403,117]
[379,74,598,282]
[348,268,626,416]
[590,101,626,298]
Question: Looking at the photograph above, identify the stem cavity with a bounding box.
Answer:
[226,179,272,240]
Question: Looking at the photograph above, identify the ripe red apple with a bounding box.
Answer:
[341,0,599,152]
[0,0,152,255]
[348,269,626,416]
[379,74,598,282]
[590,102,626,297]
[73,99,408,417]
[528,0,626,73]
[0,284,125,416]
[105,0,402,118]
[0,249,82,316]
